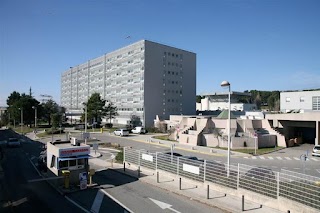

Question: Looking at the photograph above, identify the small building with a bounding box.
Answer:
[280,90,320,113]
[46,139,90,184]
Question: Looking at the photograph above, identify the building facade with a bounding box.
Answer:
[280,90,320,112]
[61,40,196,127]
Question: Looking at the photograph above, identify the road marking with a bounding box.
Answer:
[268,157,274,160]
[293,157,300,160]
[251,156,257,159]
[149,198,181,213]
[259,156,265,160]
[101,189,133,213]
[65,196,90,213]
[284,157,291,160]
[91,190,104,213]
[276,157,282,160]
[316,169,320,174]
[28,157,42,177]
[244,157,249,159]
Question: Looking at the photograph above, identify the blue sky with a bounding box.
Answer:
[1,0,320,106]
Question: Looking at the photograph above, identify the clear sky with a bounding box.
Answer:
[1,0,320,106]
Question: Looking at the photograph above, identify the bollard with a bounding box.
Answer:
[62,170,70,189]
[242,195,244,211]
[138,166,140,178]
[179,178,181,190]
[89,169,95,185]
[287,211,290,213]
[157,171,159,183]
[207,185,209,199]
[123,162,126,172]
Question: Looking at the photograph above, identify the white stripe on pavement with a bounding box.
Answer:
[65,196,90,213]
[276,157,282,160]
[284,157,291,160]
[244,157,249,159]
[251,156,257,159]
[268,157,274,160]
[259,156,265,160]
[101,189,133,213]
[293,157,300,160]
[91,190,104,213]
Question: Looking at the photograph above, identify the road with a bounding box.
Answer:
[59,132,320,177]
[0,129,83,213]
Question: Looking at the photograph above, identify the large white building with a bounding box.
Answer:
[280,90,320,112]
[61,40,196,127]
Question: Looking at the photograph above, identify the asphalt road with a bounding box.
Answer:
[0,129,82,213]
[62,132,320,177]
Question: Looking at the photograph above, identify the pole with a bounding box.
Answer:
[85,104,87,133]
[20,108,23,134]
[227,86,231,177]
[35,107,37,129]
[254,136,257,155]
[207,185,209,199]
[242,195,245,211]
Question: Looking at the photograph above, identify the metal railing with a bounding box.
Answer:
[124,147,320,211]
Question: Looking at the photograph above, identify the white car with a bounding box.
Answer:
[7,138,21,147]
[113,129,130,137]
[131,126,146,134]
[312,145,320,157]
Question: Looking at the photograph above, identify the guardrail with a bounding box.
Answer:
[123,147,320,211]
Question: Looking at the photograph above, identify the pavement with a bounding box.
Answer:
[88,154,284,213]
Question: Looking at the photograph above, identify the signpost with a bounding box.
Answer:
[93,143,98,155]
[254,133,258,155]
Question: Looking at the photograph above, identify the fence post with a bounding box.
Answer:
[123,162,126,172]
[277,172,280,198]
[237,163,240,189]
[207,184,209,199]
[157,171,159,183]
[179,177,182,190]
[138,150,141,177]
[123,147,126,164]
[177,157,180,176]
[156,152,158,171]
[203,160,206,183]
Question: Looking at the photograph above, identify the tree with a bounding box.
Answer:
[82,93,109,124]
[196,95,203,103]
[254,92,262,110]
[41,99,59,125]
[129,115,142,127]
[106,101,118,124]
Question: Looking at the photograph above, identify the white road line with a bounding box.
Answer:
[91,190,104,213]
[244,157,249,159]
[276,157,282,160]
[284,157,291,160]
[268,157,274,160]
[251,156,257,159]
[293,157,300,160]
[259,156,265,160]
[28,158,42,177]
[101,189,133,213]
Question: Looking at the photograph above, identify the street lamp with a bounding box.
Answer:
[18,107,23,134]
[32,106,37,131]
[221,80,231,177]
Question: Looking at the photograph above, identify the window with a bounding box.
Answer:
[285,97,290,102]
[50,155,56,168]
[59,160,68,169]
[312,96,320,110]
[300,97,305,102]
[69,159,76,167]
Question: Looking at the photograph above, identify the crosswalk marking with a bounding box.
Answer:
[284,157,291,160]
[268,157,274,160]
[91,190,104,213]
[252,156,257,159]
[259,156,265,160]
[293,157,300,160]
[244,157,249,159]
[276,157,282,160]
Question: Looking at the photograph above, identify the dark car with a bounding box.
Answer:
[164,152,183,157]
[244,167,275,180]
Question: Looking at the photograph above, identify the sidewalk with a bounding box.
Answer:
[90,157,283,213]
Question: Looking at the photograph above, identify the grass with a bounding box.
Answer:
[153,135,177,142]
[216,146,285,155]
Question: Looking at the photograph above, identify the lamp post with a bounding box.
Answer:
[221,80,231,177]
[32,106,37,131]
[85,104,88,133]
[18,107,23,134]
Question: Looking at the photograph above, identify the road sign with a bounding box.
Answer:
[79,172,88,181]
[80,180,87,190]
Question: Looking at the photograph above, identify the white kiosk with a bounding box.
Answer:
[46,138,90,184]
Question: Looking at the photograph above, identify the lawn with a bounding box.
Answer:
[217,146,285,155]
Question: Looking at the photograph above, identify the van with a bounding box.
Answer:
[131,126,146,134]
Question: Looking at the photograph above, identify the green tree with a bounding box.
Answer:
[41,99,59,125]
[196,95,203,103]
[106,101,118,124]
[129,115,142,127]
[82,93,109,124]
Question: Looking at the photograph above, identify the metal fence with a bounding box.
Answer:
[124,147,320,211]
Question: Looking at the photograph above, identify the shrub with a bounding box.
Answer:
[115,150,123,163]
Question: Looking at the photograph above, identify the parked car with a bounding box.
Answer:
[164,152,183,157]
[113,129,130,137]
[7,138,21,147]
[312,145,320,157]
[131,126,146,134]
[243,167,275,180]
